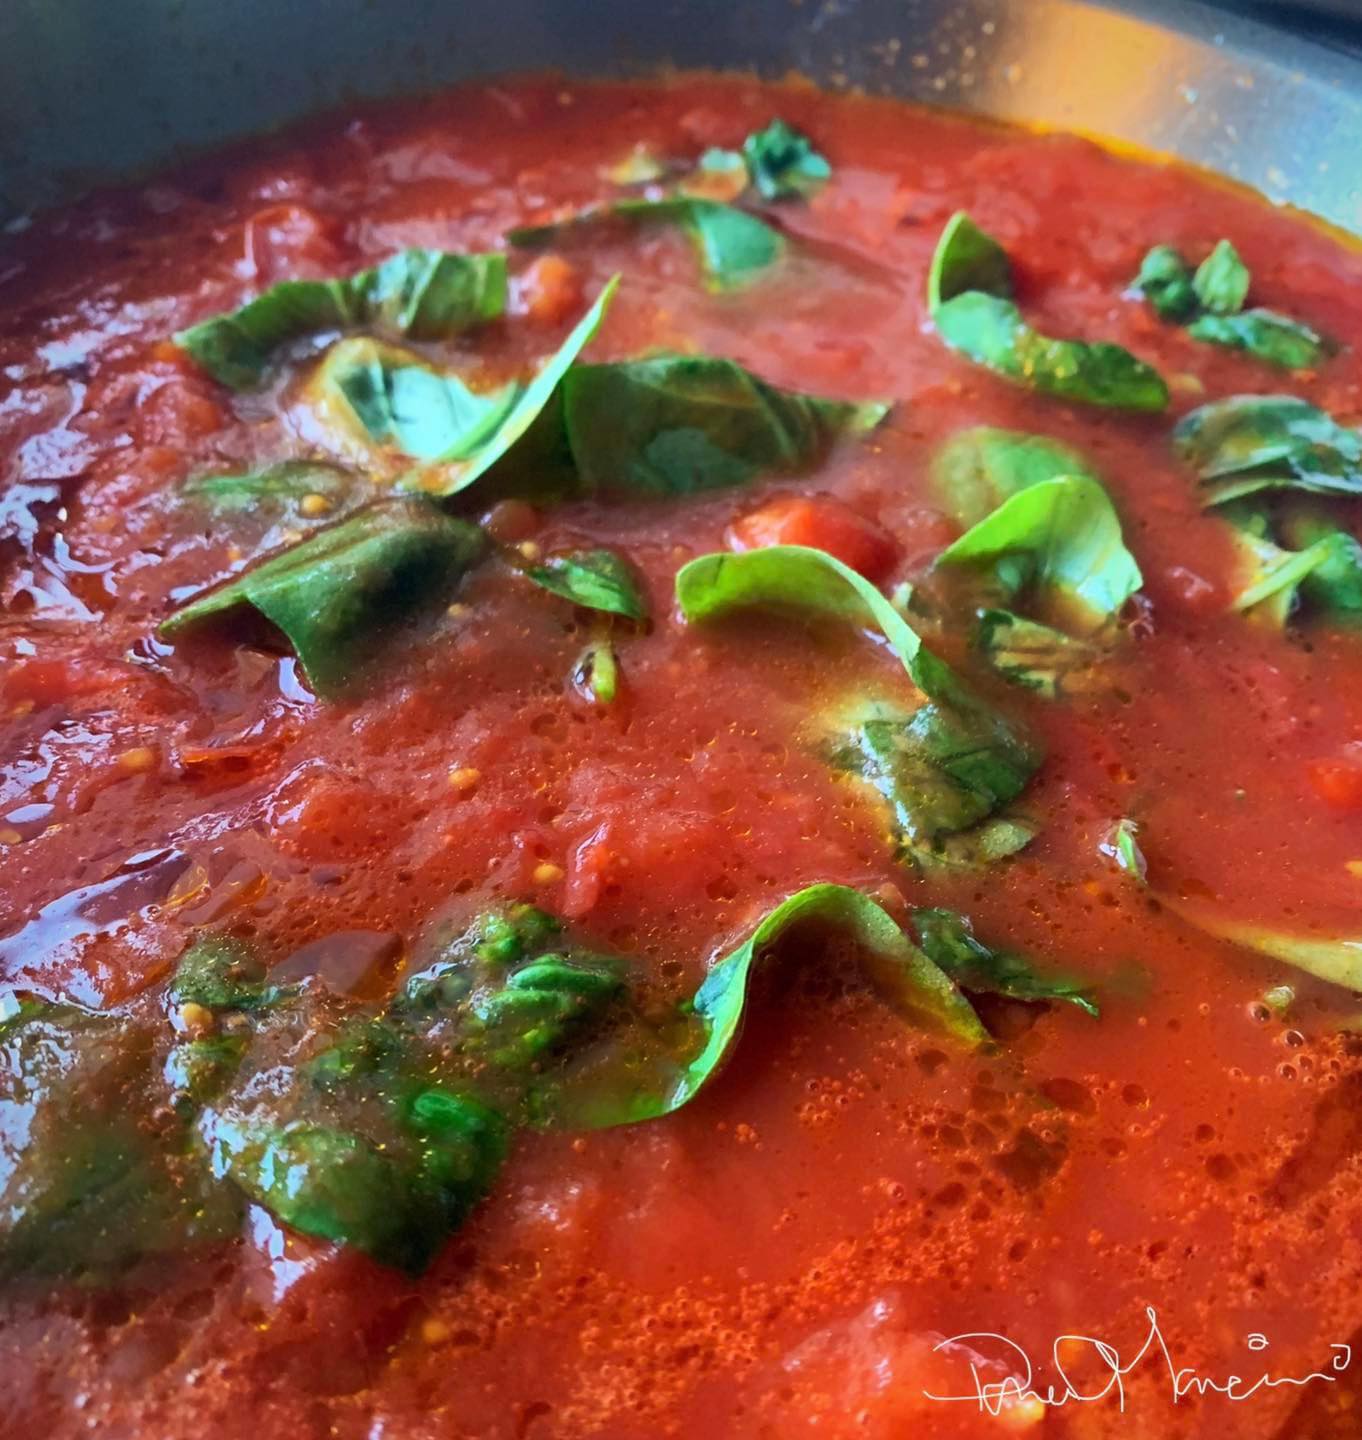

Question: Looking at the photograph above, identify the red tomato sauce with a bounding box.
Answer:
[4,73,1362,1440]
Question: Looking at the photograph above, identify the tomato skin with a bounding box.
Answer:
[727,495,898,581]
[1307,756,1362,812]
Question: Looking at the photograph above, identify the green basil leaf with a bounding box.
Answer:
[1187,309,1331,370]
[511,198,782,290]
[741,118,831,201]
[1,1002,238,1283]
[927,210,1012,313]
[401,278,618,498]
[571,638,619,706]
[1131,245,1198,322]
[1278,505,1362,620]
[676,545,1043,866]
[1191,239,1250,316]
[976,609,1105,699]
[1173,395,1362,506]
[830,700,1040,869]
[932,425,1100,529]
[1099,817,1147,881]
[159,499,487,697]
[935,291,1169,412]
[169,936,286,1012]
[468,957,624,1069]
[911,907,1099,1017]
[562,353,889,499]
[642,884,988,1119]
[316,338,521,463]
[182,459,353,513]
[524,548,648,620]
[935,474,1143,630]
[1162,901,1362,993]
[929,214,1167,411]
[176,249,506,390]
[202,1100,505,1273]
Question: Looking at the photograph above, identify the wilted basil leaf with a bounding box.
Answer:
[1131,245,1197,322]
[935,474,1143,630]
[1173,394,1362,507]
[927,211,1013,313]
[676,545,1043,868]
[182,459,354,513]
[1187,309,1331,370]
[176,249,507,390]
[741,118,831,201]
[524,549,648,620]
[159,499,487,696]
[1192,239,1250,316]
[1099,817,1147,881]
[977,610,1105,699]
[928,213,1167,411]
[935,291,1169,411]
[932,425,1100,529]
[510,198,782,290]
[316,338,521,462]
[563,353,888,499]
[911,907,1099,1016]
[401,278,618,498]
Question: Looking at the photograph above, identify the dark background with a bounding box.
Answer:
[1212,0,1362,48]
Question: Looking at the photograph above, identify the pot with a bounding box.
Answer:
[1,0,1359,231]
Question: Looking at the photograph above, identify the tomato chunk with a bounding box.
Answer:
[728,495,898,581]
[1308,754,1362,812]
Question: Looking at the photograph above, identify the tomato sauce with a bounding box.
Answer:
[4,73,1362,1440]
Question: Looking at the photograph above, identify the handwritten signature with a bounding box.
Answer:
[923,1307,1352,1414]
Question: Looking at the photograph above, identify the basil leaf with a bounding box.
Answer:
[1173,395,1362,506]
[182,459,353,512]
[202,1098,505,1273]
[510,198,782,290]
[927,210,1012,313]
[641,884,988,1119]
[524,548,648,620]
[1223,501,1362,628]
[316,338,521,463]
[1187,309,1331,370]
[933,425,1100,528]
[935,474,1143,630]
[467,957,624,1069]
[676,545,1043,866]
[176,249,506,390]
[1131,245,1197,322]
[911,907,1099,1017]
[935,291,1169,412]
[1161,900,1362,993]
[741,118,831,201]
[928,214,1167,412]
[1278,505,1362,620]
[571,638,619,705]
[977,610,1105,699]
[1,1002,237,1283]
[402,278,618,498]
[159,499,487,697]
[830,701,1040,869]
[170,936,287,1012]
[562,353,889,499]
[1099,817,1147,881]
[1133,241,1334,369]
[1192,239,1250,316]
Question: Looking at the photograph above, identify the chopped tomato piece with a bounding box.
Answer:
[728,494,898,581]
[1308,755,1362,812]
[518,254,583,325]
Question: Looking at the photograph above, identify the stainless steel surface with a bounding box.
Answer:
[1,0,1359,231]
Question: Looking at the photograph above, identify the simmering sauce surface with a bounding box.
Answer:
[4,73,1362,1440]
